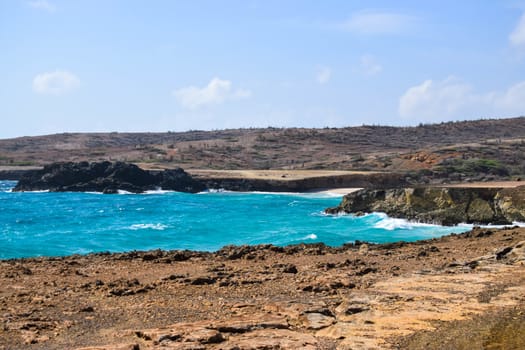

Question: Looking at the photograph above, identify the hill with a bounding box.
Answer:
[1,117,525,182]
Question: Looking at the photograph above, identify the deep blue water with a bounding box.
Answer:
[0,180,472,259]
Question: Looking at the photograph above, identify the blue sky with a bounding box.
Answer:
[1,0,525,138]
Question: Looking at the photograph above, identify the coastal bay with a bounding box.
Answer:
[3,2,525,348]
[1,174,525,348]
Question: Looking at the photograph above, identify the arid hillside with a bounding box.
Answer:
[1,117,525,180]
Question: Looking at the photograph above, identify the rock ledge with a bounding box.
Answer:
[13,161,206,194]
[326,186,525,225]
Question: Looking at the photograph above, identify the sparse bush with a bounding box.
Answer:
[436,158,509,177]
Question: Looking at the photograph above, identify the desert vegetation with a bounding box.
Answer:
[1,117,524,181]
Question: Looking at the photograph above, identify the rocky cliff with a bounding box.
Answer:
[326,186,525,225]
[199,172,407,192]
[13,161,206,193]
[11,162,409,193]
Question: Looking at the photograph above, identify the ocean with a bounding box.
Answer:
[0,180,472,259]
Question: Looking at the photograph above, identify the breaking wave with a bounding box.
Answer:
[372,213,440,231]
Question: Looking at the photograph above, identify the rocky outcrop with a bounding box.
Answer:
[0,169,35,180]
[2,226,525,349]
[199,172,408,192]
[11,163,409,193]
[12,162,206,194]
[326,186,525,225]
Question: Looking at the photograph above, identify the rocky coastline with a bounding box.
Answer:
[326,186,525,226]
[1,226,524,349]
[12,162,206,194]
[4,162,525,348]
[196,171,407,192]
[9,161,409,193]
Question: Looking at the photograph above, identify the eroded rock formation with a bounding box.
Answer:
[327,186,525,225]
[12,161,206,194]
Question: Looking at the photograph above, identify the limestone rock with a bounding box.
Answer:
[300,312,335,330]
[75,344,139,350]
[224,329,318,349]
[327,186,525,226]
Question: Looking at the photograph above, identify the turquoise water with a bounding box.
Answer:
[0,180,471,259]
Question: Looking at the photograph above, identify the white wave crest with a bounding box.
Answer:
[304,233,318,240]
[129,223,168,231]
[117,190,133,195]
[373,213,439,231]
[474,221,525,229]
[198,188,230,194]
[144,189,175,195]
[374,217,415,230]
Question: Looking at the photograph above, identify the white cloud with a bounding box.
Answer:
[32,70,80,95]
[493,81,525,112]
[399,77,525,121]
[510,13,525,48]
[172,77,251,109]
[360,55,382,76]
[340,10,417,35]
[316,66,332,84]
[28,0,56,13]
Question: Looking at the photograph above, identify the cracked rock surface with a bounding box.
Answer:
[1,227,525,349]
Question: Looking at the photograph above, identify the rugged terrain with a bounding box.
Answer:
[1,227,525,349]
[2,117,525,349]
[1,118,525,182]
[12,162,205,194]
[327,185,525,226]
[12,161,409,193]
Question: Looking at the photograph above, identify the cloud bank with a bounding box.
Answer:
[32,70,80,95]
[173,78,251,109]
[399,77,525,121]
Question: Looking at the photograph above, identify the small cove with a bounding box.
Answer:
[0,180,472,259]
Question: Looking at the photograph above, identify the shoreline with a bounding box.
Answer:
[2,176,525,348]
[3,220,524,263]
[3,179,524,262]
[1,226,524,349]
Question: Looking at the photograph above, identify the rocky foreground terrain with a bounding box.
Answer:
[1,227,525,349]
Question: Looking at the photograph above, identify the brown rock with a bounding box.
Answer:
[224,329,318,349]
[300,312,335,330]
[75,344,140,350]
[184,329,224,344]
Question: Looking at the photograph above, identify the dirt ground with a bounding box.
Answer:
[1,226,524,349]
[185,169,378,181]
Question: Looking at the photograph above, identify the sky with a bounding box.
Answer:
[1,0,525,138]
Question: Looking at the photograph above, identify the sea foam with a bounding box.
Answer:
[372,213,440,231]
[129,223,168,231]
